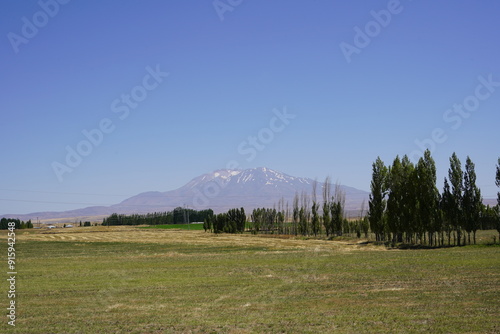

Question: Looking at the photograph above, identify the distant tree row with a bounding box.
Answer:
[203,208,246,233]
[204,180,368,238]
[0,218,33,229]
[103,207,214,226]
[368,150,500,246]
[205,181,356,237]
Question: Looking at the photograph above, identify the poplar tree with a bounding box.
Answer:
[322,176,332,237]
[401,155,417,243]
[331,182,345,236]
[496,158,500,241]
[416,150,440,245]
[368,157,388,241]
[463,157,482,244]
[496,158,500,208]
[292,193,299,236]
[311,180,321,236]
[298,191,310,235]
[387,156,405,243]
[203,215,212,232]
[441,178,454,245]
[448,153,464,245]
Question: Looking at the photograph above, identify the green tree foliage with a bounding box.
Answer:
[387,156,405,243]
[441,178,454,245]
[102,209,214,226]
[331,183,345,237]
[203,212,213,232]
[369,151,485,247]
[496,157,500,208]
[298,191,310,236]
[311,180,321,236]
[463,157,483,244]
[292,193,299,236]
[496,158,500,239]
[322,177,332,237]
[480,205,498,231]
[212,213,227,234]
[355,200,370,238]
[251,208,279,234]
[368,157,388,241]
[0,218,33,230]
[448,153,464,246]
[206,208,246,234]
[416,151,441,245]
[227,208,246,233]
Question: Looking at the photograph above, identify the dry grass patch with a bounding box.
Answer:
[17,226,385,253]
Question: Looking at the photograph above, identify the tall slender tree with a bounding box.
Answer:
[322,176,332,237]
[368,157,388,241]
[448,153,464,246]
[495,158,500,241]
[463,157,482,244]
[292,192,299,236]
[387,156,405,243]
[441,177,454,245]
[387,155,423,242]
[331,182,345,236]
[359,199,370,238]
[401,155,417,243]
[299,191,310,235]
[311,180,321,236]
[496,157,500,208]
[416,150,440,245]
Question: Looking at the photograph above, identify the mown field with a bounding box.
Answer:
[140,223,205,231]
[2,227,499,333]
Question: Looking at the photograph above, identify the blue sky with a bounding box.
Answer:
[1,0,499,215]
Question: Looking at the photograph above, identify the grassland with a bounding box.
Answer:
[2,227,499,333]
[140,223,205,231]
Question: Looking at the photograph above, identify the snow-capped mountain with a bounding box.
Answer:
[114,167,368,215]
[6,168,369,221]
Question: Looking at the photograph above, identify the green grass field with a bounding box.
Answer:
[140,223,205,230]
[2,227,499,333]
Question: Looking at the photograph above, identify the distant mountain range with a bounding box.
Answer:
[6,167,499,224]
[3,167,370,223]
[118,167,369,214]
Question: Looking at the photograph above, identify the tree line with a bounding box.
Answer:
[204,181,368,238]
[102,207,214,226]
[205,151,500,247]
[0,218,33,229]
[368,150,500,246]
[203,208,246,234]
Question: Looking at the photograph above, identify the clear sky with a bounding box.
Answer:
[1,0,499,215]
